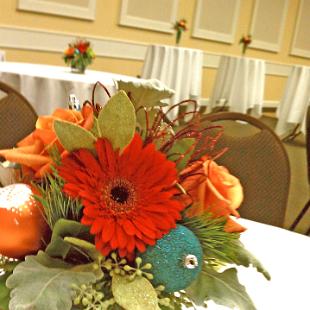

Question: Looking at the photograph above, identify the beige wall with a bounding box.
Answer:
[0,0,309,101]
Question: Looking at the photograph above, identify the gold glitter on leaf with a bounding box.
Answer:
[112,274,160,310]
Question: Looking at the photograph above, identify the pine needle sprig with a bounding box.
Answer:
[181,213,240,264]
[33,172,83,229]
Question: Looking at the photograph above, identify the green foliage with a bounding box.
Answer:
[54,119,97,152]
[117,80,174,109]
[98,91,136,151]
[167,138,196,171]
[34,173,83,229]
[45,219,92,261]
[112,275,159,310]
[228,240,271,280]
[182,213,270,280]
[186,266,256,310]
[6,255,96,310]
[0,272,10,310]
[181,213,240,263]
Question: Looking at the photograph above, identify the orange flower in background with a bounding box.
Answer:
[0,105,94,179]
[181,158,245,233]
[64,47,75,57]
[58,134,185,258]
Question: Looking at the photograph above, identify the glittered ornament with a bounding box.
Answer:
[140,224,203,292]
[0,184,46,258]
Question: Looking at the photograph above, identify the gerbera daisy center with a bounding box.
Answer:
[110,186,129,204]
[104,178,137,215]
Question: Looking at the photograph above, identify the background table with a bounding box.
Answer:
[275,65,310,137]
[141,44,203,120]
[185,218,309,310]
[210,56,266,117]
[0,62,140,115]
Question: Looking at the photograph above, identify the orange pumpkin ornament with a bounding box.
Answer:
[0,184,46,259]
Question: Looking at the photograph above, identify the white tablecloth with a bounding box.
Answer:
[141,44,203,120]
[0,51,5,61]
[185,218,309,310]
[275,65,310,137]
[211,56,266,117]
[0,62,140,115]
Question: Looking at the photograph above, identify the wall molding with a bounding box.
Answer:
[119,0,178,34]
[250,0,289,53]
[192,0,240,44]
[0,25,293,78]
[18,0,96,21]
[290,0,310,59]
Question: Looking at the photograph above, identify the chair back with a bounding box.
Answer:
[200,112,290,227]
[0,81,37,149]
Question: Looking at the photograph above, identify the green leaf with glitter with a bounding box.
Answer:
[54,120,96,152]
[98,90,136,150]
[6,255,96,310]
[117,80,174,108]
[112,275,160,310]
[167,138,196,171]
[186,266,256,310]
[0,272,10,310]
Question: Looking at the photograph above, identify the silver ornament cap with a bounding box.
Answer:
[184,254,199,269]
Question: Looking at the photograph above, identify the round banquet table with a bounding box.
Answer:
[141,44,203,120]
[0,61,140,115]
[275,65,310,137]
[210,55,265,117]
[184,218,310,310]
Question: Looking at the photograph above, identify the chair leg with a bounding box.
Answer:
[289,199,310,231]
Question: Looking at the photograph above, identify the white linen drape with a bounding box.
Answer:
[141,45,203,120]
[275,65,310,137]
[210,55,266,117]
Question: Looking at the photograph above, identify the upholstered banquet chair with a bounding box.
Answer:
[0,81,37,150]
[199,112,290,227]
[289,107,310,235]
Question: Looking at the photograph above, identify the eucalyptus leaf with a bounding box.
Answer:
[117,79,174,108]
[230,240,271,280]
[112,275,160,310]
[98,90,136,150]
[0,272,10,310]
[186,267,256,310]
[6,255,96,310]
[64,237,101,261]
[167,138,196,171]
[45,219,91,260]
[54,120,96,152]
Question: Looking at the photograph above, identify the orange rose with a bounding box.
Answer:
[180,158,245,233]
[0,105,94,179]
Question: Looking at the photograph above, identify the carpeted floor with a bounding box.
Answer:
[260,115,309,235]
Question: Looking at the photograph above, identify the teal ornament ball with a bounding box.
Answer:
[140,224,203,293]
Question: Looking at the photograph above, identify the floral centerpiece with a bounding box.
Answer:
[64,39,95,74]
[239,34,252,55]
[174,19,188,45]
[0,80,269,310]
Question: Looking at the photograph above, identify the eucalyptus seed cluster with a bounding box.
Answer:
[72,283,115,310]
[101,253,153,281]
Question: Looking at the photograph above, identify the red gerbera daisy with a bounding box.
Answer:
[58,133,185,257]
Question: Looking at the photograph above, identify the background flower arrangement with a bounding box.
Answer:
[64,39,95,73]
[239,34,252,55]
[174,19,188,45]
[0,80,269,310]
